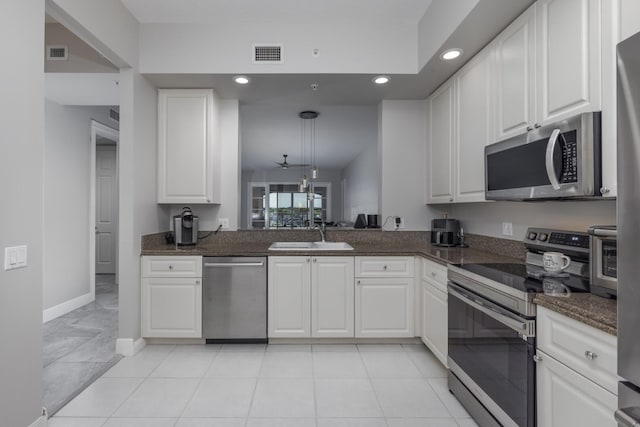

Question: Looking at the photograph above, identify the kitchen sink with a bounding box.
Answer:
[268,241,354,251]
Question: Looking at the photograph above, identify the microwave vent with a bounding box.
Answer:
[46,45,68,61]
[253,45,283,64]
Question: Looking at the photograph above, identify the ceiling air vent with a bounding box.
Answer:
[108,107,119,123]
[253,44,283,64]
[46,45,68,61]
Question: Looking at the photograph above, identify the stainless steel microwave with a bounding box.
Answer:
[485,112,602,200]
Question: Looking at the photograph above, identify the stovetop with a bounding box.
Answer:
[447,227,592,317]
[450,262,590,295]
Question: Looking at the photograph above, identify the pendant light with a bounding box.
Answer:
[299,111,319,189]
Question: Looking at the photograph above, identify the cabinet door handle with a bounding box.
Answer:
[306,258,310,263]
[383,265,388,270]
[534,123,541,128]
[313,258,317,263]
[584,350,598,360]
[533,354,542,363]
[526,125,533,131]
[195,280,200,285]
[431,272,437,277]
[357,280,361,285]
[600,186,610,194]
[168,265,173,270]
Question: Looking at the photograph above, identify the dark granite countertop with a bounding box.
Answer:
[140,229,617,335]
[140,232,521,266]
[534,293,617,336]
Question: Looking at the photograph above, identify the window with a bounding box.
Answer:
[248,183,330,229]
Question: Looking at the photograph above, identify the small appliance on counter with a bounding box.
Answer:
[588,225,617,298]
[367,214,380,228]
[174,206,199,246]
[431,218,461,247]
[354,214,367,229]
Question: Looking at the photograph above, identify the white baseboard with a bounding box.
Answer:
[42,292,94,323]
[116,337,146,356]
[29,414,47,427]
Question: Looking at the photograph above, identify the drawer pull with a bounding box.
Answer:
[533,354,543,363]
[584,350,598,360]
[383,265,388,270]
[168,265,173,270]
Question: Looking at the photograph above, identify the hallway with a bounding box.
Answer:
[42,274,121,415]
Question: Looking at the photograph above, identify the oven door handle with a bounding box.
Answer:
[448,283,535,336]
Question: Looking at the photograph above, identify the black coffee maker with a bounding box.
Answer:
[430,218,461,247]
[174,207,199,246]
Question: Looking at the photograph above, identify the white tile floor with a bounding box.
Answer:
[50,343,479,427]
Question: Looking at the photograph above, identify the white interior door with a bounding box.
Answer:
[96,145,118,274]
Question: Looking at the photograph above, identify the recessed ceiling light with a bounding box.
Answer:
[372,76,390,85]
[233,75,250,84]
[441,49,463,60]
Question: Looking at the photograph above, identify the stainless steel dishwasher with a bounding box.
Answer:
[203,257,267,343]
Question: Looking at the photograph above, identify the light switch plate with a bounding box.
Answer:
[4,245,27,270]
[502,222,513,236]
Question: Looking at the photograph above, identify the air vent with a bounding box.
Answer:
[108,107,119,123]
[46,45,68,61]
[253,44,283,64]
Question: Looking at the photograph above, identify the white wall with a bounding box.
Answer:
[379,100,439,230]
[0,1,44,425]
[45,23,118,72]
[447,200,617,240]
[342,148,379,223]
[139,21,417,74]
[43,100,118,312]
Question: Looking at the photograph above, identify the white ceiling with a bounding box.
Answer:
[120,0,433,25]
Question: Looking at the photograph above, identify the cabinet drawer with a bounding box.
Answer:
[355,256,414,278]
[422,258,447,288]
[142,256,202,277]
[537,306,618,394]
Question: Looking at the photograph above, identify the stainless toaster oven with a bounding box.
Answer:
[588,225,617,298]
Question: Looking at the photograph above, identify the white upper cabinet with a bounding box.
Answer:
[493,0,602,142]
[426,79,455,204]
[157,88,221,204]
[454,48,492,203]
[536,0,601,124]
[493,4,537,141]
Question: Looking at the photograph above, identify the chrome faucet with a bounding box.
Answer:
[315,222,327,242]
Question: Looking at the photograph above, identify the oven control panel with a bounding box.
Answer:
[524,227,590,258]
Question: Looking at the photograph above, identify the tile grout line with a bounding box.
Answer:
[357,345,389,426]
[242,345,266,426]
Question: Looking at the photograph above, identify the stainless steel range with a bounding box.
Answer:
[447,227,591,427]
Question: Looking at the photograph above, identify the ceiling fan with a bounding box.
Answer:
[275,154,309,169]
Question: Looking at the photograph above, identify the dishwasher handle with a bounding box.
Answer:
[204,262,265,268]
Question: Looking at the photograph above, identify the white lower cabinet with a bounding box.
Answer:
[536,306,618,426]
[268,256,354,338]
[141,256,203,338]
[421,280,447,365]
[355,256,415,338]
[421,258,448,366]
[536,349,617,427]
[312,257,355,337]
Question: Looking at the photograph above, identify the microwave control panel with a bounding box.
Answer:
[560,130,578,183]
